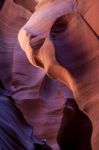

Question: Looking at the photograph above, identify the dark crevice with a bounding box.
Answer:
[0,0,5,10]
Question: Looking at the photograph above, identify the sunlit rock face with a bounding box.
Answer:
[18,0,99,149]
[0,0,70,149]
[0,0,98,149]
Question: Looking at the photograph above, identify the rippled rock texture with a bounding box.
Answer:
[0,0,99,150]
[18,0,99,150]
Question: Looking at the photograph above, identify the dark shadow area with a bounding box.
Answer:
[0,0,5,10]
[58,98,92,150]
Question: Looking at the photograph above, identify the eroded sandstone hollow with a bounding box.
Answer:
[0,0,99,150]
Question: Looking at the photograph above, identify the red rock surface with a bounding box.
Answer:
[18,0,99,149]
[0,0,99,149]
